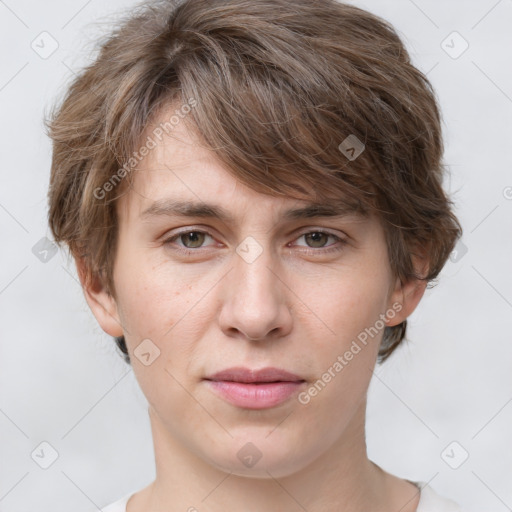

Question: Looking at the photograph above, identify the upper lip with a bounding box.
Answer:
[205,367,304,383]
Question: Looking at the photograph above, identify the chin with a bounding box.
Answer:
[199,432,317,479]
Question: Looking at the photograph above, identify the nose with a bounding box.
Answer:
[218,240,293,341]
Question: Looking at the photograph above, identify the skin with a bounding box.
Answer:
[78,106,428,512]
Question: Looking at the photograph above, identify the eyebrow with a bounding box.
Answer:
[140,199,361,223]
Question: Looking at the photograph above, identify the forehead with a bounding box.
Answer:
[116,105,370,226]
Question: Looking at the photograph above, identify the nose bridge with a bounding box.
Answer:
[235,241,277,300]
[219,236,291,340]
[234,236,281,305]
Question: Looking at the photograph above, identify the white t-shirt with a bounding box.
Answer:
[100,480,463,511]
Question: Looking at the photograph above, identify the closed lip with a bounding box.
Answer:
[204,367,305,383]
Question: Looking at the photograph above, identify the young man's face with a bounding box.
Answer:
[83,107,425,478]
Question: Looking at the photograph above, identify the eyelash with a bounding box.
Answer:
[162,228,347,256]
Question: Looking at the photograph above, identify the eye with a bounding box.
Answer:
[291,230,347,253]
[162,228,347,256]
[163,230,216,251]
[295,231,336,248]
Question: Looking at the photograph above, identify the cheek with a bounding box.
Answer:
[113,253,221,389]
[113,264,206,419]
[295,281,385,434]
[297,267,390,346]
[113,250,198,338]
[292,267,390,401]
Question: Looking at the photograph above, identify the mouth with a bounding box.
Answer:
[203,367,306,409]
[204,366,305,383]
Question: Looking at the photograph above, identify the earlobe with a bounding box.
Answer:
[75,257,124,338]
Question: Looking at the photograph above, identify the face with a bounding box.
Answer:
[82,110,425,479]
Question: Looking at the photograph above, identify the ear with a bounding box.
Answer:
[75,257,124,337]
[385,250,429,327]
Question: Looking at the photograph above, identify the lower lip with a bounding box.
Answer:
[204,380,305,409]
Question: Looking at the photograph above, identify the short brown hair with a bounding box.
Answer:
[46,0,462,365]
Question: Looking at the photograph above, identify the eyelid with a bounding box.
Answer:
[293,226,345,239]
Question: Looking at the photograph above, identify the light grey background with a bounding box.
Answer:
[0,0,511,510]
